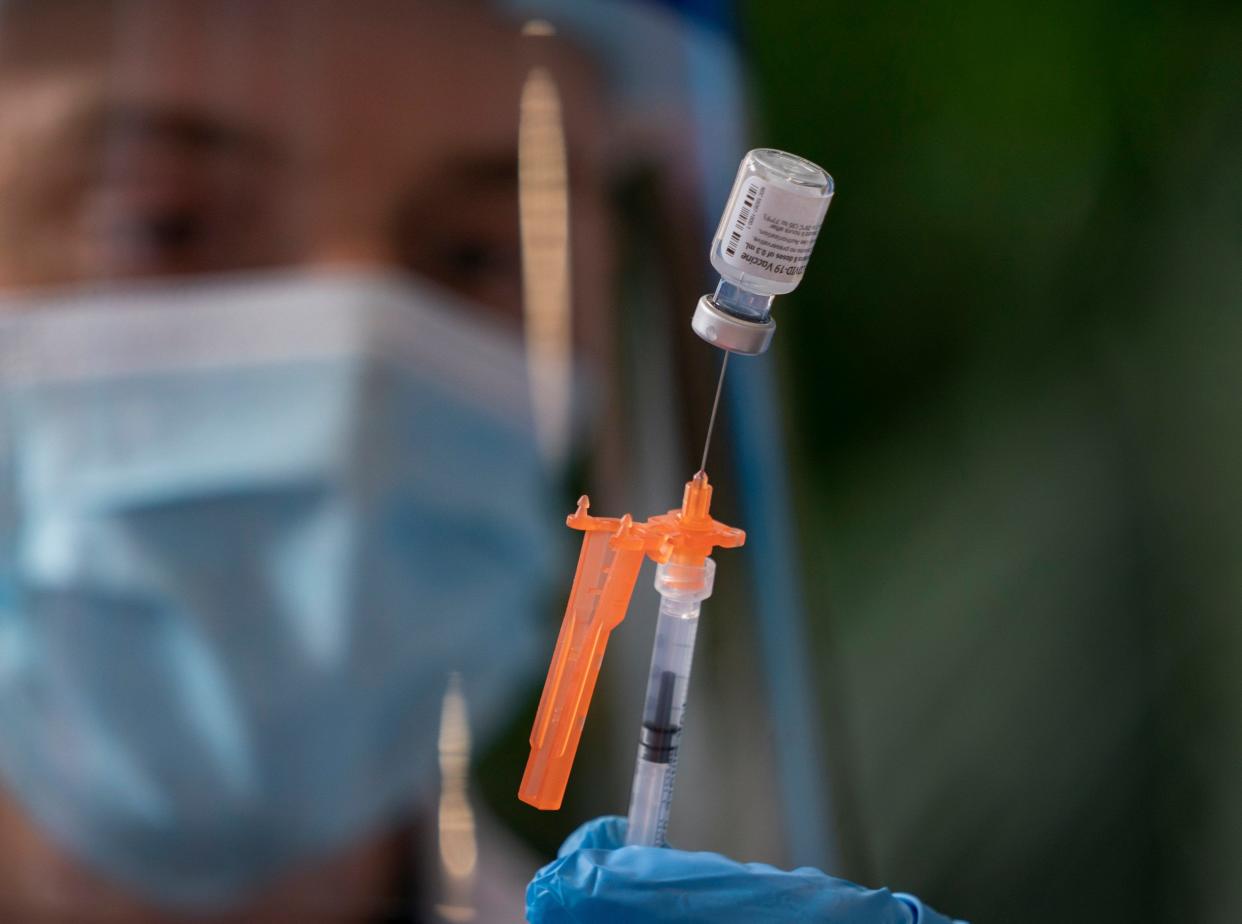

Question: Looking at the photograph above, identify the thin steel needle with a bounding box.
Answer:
[698,351,730,475]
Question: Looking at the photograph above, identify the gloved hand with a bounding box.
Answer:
[526,816,963,924]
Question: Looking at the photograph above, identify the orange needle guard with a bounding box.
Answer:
[519,472,744,810]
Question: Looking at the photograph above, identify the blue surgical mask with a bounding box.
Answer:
[0,271,556,909]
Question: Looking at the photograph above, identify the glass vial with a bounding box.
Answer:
[708,148,833,322]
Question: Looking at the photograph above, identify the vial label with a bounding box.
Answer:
[719,180,830,283]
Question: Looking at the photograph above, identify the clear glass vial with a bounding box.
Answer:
[692,149,833,354]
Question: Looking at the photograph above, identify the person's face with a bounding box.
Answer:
[0,2,615,921]
[0,0,613,337]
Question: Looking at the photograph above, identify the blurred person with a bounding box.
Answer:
[0,1,962,922]
[0,2,606,920]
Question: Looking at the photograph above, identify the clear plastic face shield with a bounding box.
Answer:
[0,1,794,920]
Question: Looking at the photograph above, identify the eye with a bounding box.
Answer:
[74,168,284,279]
[390,185,525,319]
[438,236,519,283]
[398,227,524,319]
[67,117,286,280]
[77,197,216,277]
[114,210,208,255]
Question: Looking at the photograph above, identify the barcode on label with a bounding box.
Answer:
[724,182,760,257]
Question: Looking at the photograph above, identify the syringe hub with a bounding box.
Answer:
[680,470,714,524]
[654,558,716,603]
[692,148,833,355]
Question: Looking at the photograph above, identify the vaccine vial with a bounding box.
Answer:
[692,148,833,354]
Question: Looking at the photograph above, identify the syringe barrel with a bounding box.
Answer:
[625,559,715,846]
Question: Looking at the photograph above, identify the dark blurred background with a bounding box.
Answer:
[741,2,1242,921]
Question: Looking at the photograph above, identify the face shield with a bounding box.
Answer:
[0,0,807,919]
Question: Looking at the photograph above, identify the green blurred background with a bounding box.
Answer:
[743,2,1242,921]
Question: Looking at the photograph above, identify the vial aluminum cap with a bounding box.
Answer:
[691,295,775,355]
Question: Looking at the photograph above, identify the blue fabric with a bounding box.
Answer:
[0,273,554,910]
[527,816,964,924]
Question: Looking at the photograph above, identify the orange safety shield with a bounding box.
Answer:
[519,473,744,811]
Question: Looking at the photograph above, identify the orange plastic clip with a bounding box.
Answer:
[518,472,744,810]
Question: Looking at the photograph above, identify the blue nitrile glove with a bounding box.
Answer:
[526,816,964,924]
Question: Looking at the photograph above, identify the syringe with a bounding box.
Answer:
[625,556,715,846]
[624,147,834,844]
[521,147,832,845]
